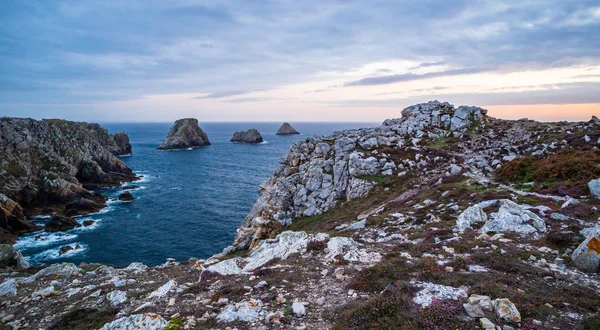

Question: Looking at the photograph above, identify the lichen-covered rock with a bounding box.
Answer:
[493,298,521,322]
[99,313,167,330]
[572,231,600,272]
[147,279,177,299]
[231,129,263,144]
[158,118,210,150]
[589,179,600,199]
[276,122,300,135]
[216,299,263,323]
[0,243,29,269]
[33,262,83,279]
[0,278,17,296]
[412,281,468,307]
[231,101,488,251]
[456,200,546,236]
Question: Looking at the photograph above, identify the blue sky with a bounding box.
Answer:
[1,0,599,122]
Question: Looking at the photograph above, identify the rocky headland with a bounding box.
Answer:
[276,123,300,135]
[158,119,210,150]
[0,118,137,244]
[231,129,264,144]
[1,102,600,329]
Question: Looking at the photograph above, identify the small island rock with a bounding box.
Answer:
[158,118,210,150]
[118,191,135,201]
[45,216,81,232]
[230,129,263,144]
[276,123,300,135]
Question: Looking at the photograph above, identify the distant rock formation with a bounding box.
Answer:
[276,123,300,135]
[230,129,263,144]
[158,118,210,150]
[0,117,137,243]
[112,132,132,155]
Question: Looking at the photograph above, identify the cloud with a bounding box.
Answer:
[193,90,267,99]
[1,1,599,120]
[344,68,486,86]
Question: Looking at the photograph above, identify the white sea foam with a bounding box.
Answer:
[14,232,78,250]
[260,141,269,144]
[27,243,88,263]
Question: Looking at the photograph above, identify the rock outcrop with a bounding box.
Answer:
[111,132,132,156]
[276,122,300,135]
[232,101,487,250]
[230,129,263,144]
[158,118,210,150]
[44,216,81,232]
[0,118,136,242]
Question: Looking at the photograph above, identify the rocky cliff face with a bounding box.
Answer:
[1,102,600,330]
[158,118,210,150]
[0,118,136,242]
[230,129,263,144]
[276,122,300,135]
[232,101,487,250]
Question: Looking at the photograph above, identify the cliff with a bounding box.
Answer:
[1,102,600,329]
[0,118,136,243]
[158,118,210,150]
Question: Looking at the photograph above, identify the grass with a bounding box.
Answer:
[165,317,186,330]
[2,161,26,177]
[47,308,117,330]
[495,150,600,196]
[424,136,449,149]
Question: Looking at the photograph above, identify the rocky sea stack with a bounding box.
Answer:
[0,118,137,243]
[276,122,300,135]
[158,118,210,150]
[230,129,263,144]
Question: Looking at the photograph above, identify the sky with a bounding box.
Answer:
[0,0,599,122]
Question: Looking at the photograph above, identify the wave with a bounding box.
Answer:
[14,232,78,251]
[27,243,88,263]
[260,141,269,144]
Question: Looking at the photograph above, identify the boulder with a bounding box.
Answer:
[230,129,263,144]
[0,194,41,244]
[493,298,521,322]
[0,278,18,296]
[158,118,210,150]
[276,122,300,135]
[456,200,545,236]
[292,302,306,317]
[572,231,600,272]
[118,191,135,201]
[99,313,167,330]
[45,216,81,232]
[588,179,600,199]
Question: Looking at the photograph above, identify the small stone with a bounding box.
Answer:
[479,317,495,330]
[217,298,229,305]
[168,298,176,306]
[464,303,485,318]
[292,302,306,317]
[317,297,325,306]
[321,269,329,277]
[2,314,15,323]
[493,298,521,322]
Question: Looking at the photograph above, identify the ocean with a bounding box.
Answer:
[15,122,377,267]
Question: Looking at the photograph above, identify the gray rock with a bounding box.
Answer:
[457,200,546,236]
[493,298,521,322]
[463,303,485,317]
[292,302,306,317]
[0,244,29,269]
[276,122,300,135]
[98,313,167,330]
[106,290,127,306]
[158,118,210,150]
[588,179,600,199]
[0,278,17,296]
[479,318,496,330]
[231,129,263,144]
[572,231,600,272]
